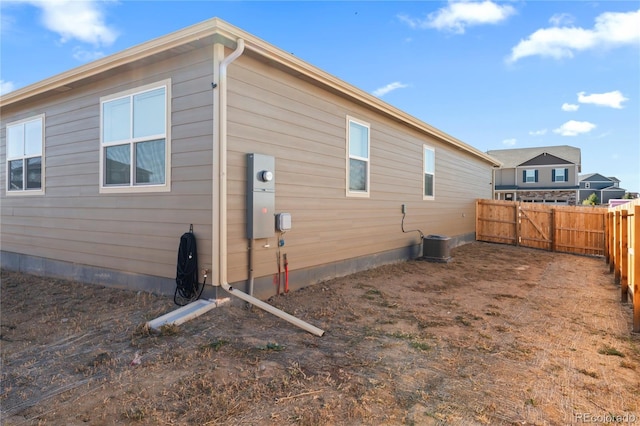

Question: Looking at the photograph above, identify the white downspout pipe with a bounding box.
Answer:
[217,39,324,337]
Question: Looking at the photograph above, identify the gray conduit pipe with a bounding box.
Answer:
[217,38,324,337]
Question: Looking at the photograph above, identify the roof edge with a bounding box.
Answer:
[0,17,228,106]
[1,18,500,167]
[214,21,500,166]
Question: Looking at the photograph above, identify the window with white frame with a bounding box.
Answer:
[6,115,45,194]
[347,116,369,196]
[423,145,435,199]
[552,168,568,182]
[523,169,538,183]
[100,80,170,192]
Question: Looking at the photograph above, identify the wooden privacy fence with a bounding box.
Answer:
[475,199,606,256]
[476,198,639,332]
[607,199,639,332]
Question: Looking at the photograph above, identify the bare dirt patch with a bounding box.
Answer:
[1,242,639,425]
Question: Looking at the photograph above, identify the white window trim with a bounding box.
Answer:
[346,115,370,198]
[423,144,435,200]
[5,114,46,196]
[99,79,171,194]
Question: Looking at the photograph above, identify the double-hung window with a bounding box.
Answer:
[6,115,45,195]
[423,145,435,199]
[347,116,370,197]
[523,169,538,183]
[552,168,568,182]
[100,80,171,193]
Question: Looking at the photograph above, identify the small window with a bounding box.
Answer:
[346,116,370,197]
[100,80,171,193]
[6,115,45,195]
[523,169,538,183]
[423,145,435,199]
[552,168,568,182]
[585,182,591,189]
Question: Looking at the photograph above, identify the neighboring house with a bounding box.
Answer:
[488,145,581,205]
[0,18,499,300]
[578,173,627,204]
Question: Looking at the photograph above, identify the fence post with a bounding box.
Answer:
[605,210,610,264]
[615,211,621,283]
[514,202,520,247]
[475,199,479,242]
[634,205,639,333]
[609,212,616,273]
[550,208,556,252]
[621,210,628,302]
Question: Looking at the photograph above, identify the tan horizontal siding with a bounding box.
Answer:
[224,54,492,282]
[1,46,216,278]
[2,42,492,290]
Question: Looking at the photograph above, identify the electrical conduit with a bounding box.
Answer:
[217,38,324,337]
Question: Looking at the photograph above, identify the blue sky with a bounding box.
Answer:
[1,0,639,193]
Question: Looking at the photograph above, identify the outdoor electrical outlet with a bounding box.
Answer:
[401,204,407,214]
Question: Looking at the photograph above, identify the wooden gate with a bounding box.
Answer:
[519,204,553,251]
[476,199,606,256]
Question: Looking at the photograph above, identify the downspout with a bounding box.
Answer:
[217,39,324,337]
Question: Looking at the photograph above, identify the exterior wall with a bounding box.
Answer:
[579,175,626,204]
[515,164,578,187]
[495,164,578,204]
[0,46,215,291]
[579,188,604,203]
[581,180,613,191]
[224,54,492,289]
[494,168,515,186]
[1,44,494,297]
[579,188,626,205]
[601,189,626,204]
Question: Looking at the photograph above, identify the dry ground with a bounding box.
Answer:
[1,242,639,425]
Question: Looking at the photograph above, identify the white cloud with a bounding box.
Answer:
[553,120,596,136]
[502,138,516,146]
[372,82,409,97]
[562,103,579,112]
[529,129,548,136]
[398,0,516,34]
[0,80,16,96]
[24,0,118,46]
[507,9,640,63]
[577,90,628,109]
[549,13,575,27]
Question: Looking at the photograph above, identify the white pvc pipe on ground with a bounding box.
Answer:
[223,285,325,336]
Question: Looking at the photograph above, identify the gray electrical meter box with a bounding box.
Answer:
[247,153,276,239]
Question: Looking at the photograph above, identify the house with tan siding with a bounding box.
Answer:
[1,18,499,301]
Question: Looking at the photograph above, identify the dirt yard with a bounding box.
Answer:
[1,242,639,425]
